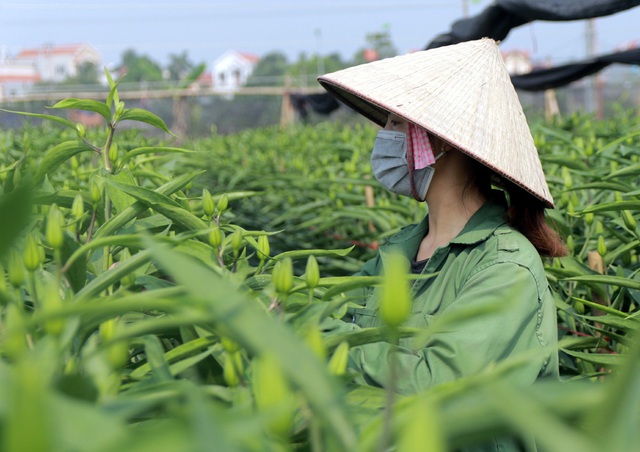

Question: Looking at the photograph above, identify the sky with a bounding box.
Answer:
[1,1,639,70]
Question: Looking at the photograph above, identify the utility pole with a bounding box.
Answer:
[315,29,324,77]
[584,19,600,116]
[462,0,469,18]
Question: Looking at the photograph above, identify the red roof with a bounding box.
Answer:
[0,74,40,82]
[238,52,260,63]
[16,44,86,58]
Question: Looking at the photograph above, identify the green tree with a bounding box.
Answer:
[118,49,163,84]
[353,26,398,64]
[59,62,99,86]
[246,52,288,87]
[167,50,194,82]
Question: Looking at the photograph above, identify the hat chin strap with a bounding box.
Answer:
[408,149,447,202]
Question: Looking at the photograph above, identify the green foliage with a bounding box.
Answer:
[1,78,640,451]
[118,48,164,83]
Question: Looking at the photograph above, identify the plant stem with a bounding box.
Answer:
[86,209,97,243]
[102,124,115,173]
[381,331,399,451]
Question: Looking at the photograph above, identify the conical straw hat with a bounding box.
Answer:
[317,38,554,208]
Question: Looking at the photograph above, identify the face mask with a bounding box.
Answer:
[370,130,444,201]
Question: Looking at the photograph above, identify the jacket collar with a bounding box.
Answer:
[385,191,509,250]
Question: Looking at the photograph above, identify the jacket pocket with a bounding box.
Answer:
[352,307,378,328]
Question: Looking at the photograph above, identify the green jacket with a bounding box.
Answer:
[326,193,559,395]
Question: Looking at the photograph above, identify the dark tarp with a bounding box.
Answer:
[512,47,640,91]
[290,92,341,121]
[292,0,640,117]
[427,0,640,49]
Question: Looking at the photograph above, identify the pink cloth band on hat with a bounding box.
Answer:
[407,123,435,169]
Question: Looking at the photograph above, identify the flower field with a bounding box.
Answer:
[0,80,639,451]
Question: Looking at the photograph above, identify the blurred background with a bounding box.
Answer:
[1,0,639,135]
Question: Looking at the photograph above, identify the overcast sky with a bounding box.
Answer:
[1,1,639,69]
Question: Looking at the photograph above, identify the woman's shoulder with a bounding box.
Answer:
[469,224,549,293]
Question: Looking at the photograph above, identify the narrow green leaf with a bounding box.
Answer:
[560,349,624,367]
[74,250,153,302]
[94,171,204,239]
[580,201,640,215]
[564,274,640,291]
[50,98,111,122]
[103,168,138,214]
[121,146,192,163]
[130,336,217,380]
[0,108,76,129]
[35,141,95,184]
[119,108,173,135]
[142,335,173,383]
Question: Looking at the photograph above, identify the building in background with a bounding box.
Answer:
[502,49,532,75]
[211,50,260,93]
[13,43,101,83]
[0,46,40,101]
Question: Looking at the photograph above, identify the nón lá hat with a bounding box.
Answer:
[317,38,554,208]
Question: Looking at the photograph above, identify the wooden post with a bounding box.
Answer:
[280,76,295,128]
[544,89,560,122]
[364,185,376,233]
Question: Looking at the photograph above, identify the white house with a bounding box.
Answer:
[502,49,532,75]
[0,46,40,101]
[14,43,101,83]
[211,50,260,93]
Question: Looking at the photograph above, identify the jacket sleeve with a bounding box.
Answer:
[348,262,548,394]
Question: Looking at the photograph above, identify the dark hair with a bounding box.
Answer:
[463,157,568,258]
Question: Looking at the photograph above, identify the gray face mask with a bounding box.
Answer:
[370,130,442,201]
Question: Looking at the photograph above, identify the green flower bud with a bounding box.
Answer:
[595,221,604,235]
[217,193,229,214]
[230,230,243,254]
[202,189,215,217]
[566,235,575,254]
[8,248,24,288]
[379,251,411,328]
[221,337,240,353]
[597,235,607,257]
[622,210,637,231]
[70,156,80,171]
[257,234,270,261]
[23,234,41,272]
[43,281,65,336]
[208,225,222,248]
[272,258,293,295]
[115,101,125,118]
[223,351,242,387]
[76,122,86,138]
[90,179,102,205]
[585,212,595,225]
[72,194,84,220]
[561,167,573,189]
[108,143,119,165]
[252,354,294,438]
[305,255,319,289]
[327,341,349,376]
[46,204,65,250]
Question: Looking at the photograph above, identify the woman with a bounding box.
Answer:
[317,39,567,395]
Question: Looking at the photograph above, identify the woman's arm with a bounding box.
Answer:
[347,262,552,394]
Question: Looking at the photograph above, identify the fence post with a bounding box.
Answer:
[280,76,295,128]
